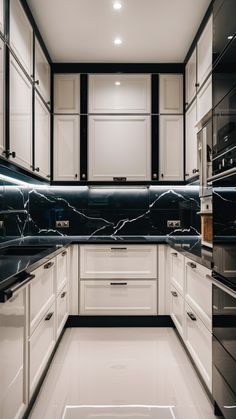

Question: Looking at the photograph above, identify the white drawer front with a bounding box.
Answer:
[56,250,68,293]
[80,245,157,279]
[30,260,55,334]
[29,304,55,397]
[170,249,185,295]
[185,303,212,391]
[185,258,212,331]
[56,284,68,338]
[170,284,184,337]
[79,280,157,316]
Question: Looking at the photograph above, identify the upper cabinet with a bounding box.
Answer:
[185,100,198,180]
[54,74,80,113]
[185,49,197,107]
[159,74,183,114]
[0,39,4,157]
[35,38,51,106]
[0,0,4,34]
[159,115,183,181]
[213,0,236,65]
[197,15,213,89]
[10,0,33,76]
[35,93,50,180]
[89,74,151,114]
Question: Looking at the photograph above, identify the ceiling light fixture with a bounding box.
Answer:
[114,38,122,45]
[115,81,121,85]
[113,2,122,10]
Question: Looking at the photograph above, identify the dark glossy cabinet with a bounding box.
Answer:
[213,0,236,65]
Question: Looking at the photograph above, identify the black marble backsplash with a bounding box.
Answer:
[0,173,200,241]
[213,186,236,237]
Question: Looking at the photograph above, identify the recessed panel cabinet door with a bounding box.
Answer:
[159,74,183,114]
[159,115,183,181]
[197,15,213,89]
[0,0,4,34]
[197,76,212,123]
[35,93,50,179]
[185,100,198,180]
[10,56,32,171]
[185,48,197,106]
[35,38,50,105]
[89,74,151,114]
[10,0,33,76]
[54,115,79,181]
[54,74,80,113]
[0,39,4,156]
[89,115,151,181]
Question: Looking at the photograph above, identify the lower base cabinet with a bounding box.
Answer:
[170,284,184,338]
[79,280,157,316]
[56,284,68,338]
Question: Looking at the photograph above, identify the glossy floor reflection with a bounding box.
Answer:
[29,328,215,419]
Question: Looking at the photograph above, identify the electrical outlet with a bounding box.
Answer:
[56,220,70,228]
[167,220,181,228]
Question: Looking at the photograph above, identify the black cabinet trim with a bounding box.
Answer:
[52,63,184,74]
[80,73,88,114]
[80,115,88,180]
[151,115,158,180]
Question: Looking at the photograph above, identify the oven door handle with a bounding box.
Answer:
[207,167,236,182]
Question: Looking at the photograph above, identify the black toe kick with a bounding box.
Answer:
[65,315,174,328]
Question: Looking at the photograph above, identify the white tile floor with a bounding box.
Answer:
[29,328,215,419]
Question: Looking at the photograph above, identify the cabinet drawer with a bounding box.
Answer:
[30,259,55,334]
[170,284,184,337]
[80,245,157,279]
[79,280,157,316]
[185,258,212,331]
[29,304,55,397]
[169,249,185,295]
[185,303,212,391]
[56,284,68,338]
[56,250,68,293]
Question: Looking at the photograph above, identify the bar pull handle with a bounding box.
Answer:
[45,312,54,321]
[110,282,127,286]
[110,247,127,250]
[44,261,54,269]
[61,291,67,298]
[171,291,178,297]
[171,252,178,257]
[187,262,197,269]
[187,312,197,321]
[62,251,67,257]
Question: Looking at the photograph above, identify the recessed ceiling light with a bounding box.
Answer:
[115,81,121,86]
[114,38,122,45]
[228,35,234,40]
[113,2,122,10]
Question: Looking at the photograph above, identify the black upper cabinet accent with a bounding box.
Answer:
[213,0,236,66]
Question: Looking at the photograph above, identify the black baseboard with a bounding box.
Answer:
[65,315,174,328]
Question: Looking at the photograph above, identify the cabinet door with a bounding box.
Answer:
[88,115,151,181]
[89,74,151,114]
[185,49,197,107]
[56,284,68,338]
[159,74,183,114]
[0,0,4,34]
[53,115,79,181]
[169,249,185,295]
[35,38,50,105]
[0,288,26,419]
[170,284,184,337]
[56,250,68,293]
[35,93,50,179]
[185,100,198,180]
[10,56,32,171]
[0,39,4,156]
[159,115,183,181]
[54,74,80,113]
[197,15,212,89]
[197,76,212,123]
[10,0,33,76]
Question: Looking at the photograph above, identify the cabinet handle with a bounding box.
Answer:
[35,80,39,85]
[171,252,178,257]
[47,101,51,106]
[195,83,200,87]
[171,291,178,297]
[34,167,40,172]
[44,312,54,321]
[44,261,54,269]
[46,174,51,178]
[75,173,78,178]
[161,173,164,178]
[61,291,67,298]
[62,251,67,257]
[187,262,196,269]
[192,168,199,174]
[185,173,190,177]
[7,151,16,158]
[113,177,127,182]
[110,282,127,286]
[187,312,197,321]
[110,247,127,250]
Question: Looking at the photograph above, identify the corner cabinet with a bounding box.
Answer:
[88,115,151,181]
[35,93,50,179]
[35,38,51,106]
[159,115,183,181]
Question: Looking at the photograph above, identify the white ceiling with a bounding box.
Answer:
[28,0,211,63]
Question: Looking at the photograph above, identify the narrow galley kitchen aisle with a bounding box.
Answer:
[29,328,215,419]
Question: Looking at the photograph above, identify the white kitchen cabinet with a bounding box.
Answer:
[169,249,185,295]
[80,280,157,316]
[56,250,68,293]
[0,0,4,34]
[0,288,27,419]
[0,39,4,156]
[54,74,80,114]
[10,55,32,171]
[185,303,212,391]
[185,48,197,106]
[185,99,198,180]
[89,74,151,114]
[159,74,183,114]
[29,303,55,397]
[35,93,50,179]
[197,15,213,89]
[88,115,151,181]
[56,283,68,338]
[80,245,157,279]
[53,115,80,181]
[159,115,183,181]
[197,76,212,123]
[35,38,50,105]
[170,284,184,338]
[10,0,33,76]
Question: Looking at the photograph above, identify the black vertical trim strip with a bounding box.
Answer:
[183,71,186,180]
[151,115,158,180]
[5,44,9,154]
[32,34,35,170]
[80,74,88,114]
[151,74,159,114]
[50,70,54,181]
[80,115,88,180]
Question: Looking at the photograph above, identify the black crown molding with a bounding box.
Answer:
[51,62,185,74]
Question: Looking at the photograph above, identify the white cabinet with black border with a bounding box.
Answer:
[185,99,198,180]
[35,38,51,106]
[159,74,183,114]
[196,76,212,123]
[185,48,197,107]
[34,93,50,180]
[159,115,183,181]
[54,74,80,114]
[0,38,4,157]
[197,15,213,90]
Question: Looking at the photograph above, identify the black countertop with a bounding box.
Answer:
[0,235,212,298]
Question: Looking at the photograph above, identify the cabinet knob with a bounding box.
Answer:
[34,167,40,172]
[44,261,54,269]
[185,173,189,177]
[75,173,78,178]
[44,312,54,321]
[9,151,16,158]
[195,83,200,87]
[192,168,199,174]
[47,101,51,105]
[35,80,40,85]
[61,291,67,298]
[187,261,197,269]
[161,173,164,178]
[171,291,178,297]
[187,312,197,321]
